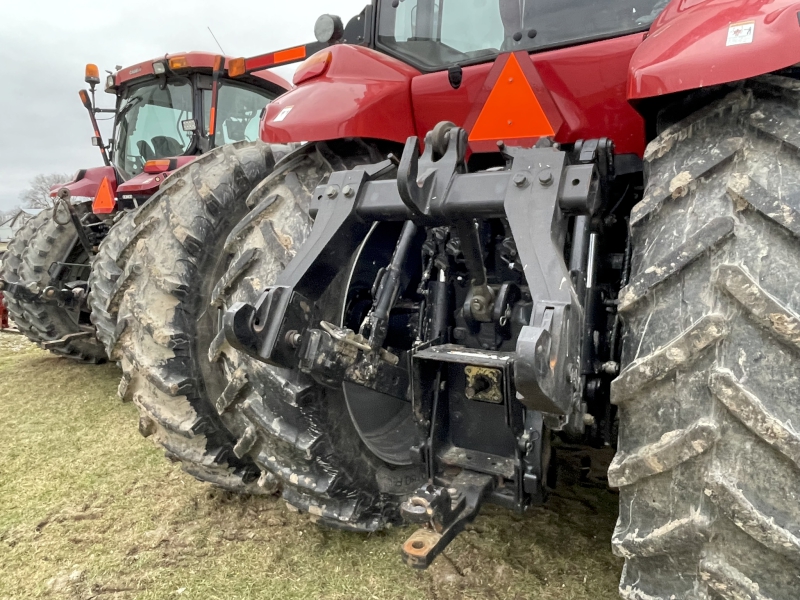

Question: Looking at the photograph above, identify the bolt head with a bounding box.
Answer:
[538,169,554,186]
[470,297,484,311]
[583,413,596,427]
[325,185,338,199]
[513,173,528,187]
[285,330,302,349]
[343,185,354,197]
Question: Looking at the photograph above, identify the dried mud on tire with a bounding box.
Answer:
[612,77,800,599]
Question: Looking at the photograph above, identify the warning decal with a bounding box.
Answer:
[273,106,294,123]
[726,21,755,46]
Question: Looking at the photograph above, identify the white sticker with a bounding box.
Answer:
[273,106,294,122]
[727,21,755,46]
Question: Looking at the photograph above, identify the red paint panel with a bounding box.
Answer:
[50,166,116,200]
[259,45,420,146]
[412,34,647,157]
[629,0,800,99]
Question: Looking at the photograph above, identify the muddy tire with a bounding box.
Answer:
[0,203,106,362]
[88,210,141,358]
[1,212,40,339]
[213,144,425,531]
[611,76,800,599]
[106,141,293,494]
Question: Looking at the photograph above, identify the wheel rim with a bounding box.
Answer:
[340,222,423,466]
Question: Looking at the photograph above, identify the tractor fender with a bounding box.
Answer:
[628,0,800,100]
[259,45,419,145]
[116,156,197,198]
[49,166,117,200]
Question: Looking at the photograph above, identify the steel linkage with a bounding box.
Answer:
[224,124,612,565]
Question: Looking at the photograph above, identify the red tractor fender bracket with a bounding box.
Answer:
[50,166,117,201]
[628,0,800,100]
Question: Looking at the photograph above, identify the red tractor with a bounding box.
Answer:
[0,52,290,359]
[90,1,799,597]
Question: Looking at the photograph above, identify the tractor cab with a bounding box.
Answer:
[108,53,288,180]
[58,53,290,211]
[374,0,663,71]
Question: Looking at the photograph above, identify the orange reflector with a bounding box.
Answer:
[293,51,332,85]
[469,54,554,143]
[274,46,307,64]
[92,177,116,214]
[228,57,246,77]
[143,160,171,174]
[168,56,189,70]
[78,89,92,109]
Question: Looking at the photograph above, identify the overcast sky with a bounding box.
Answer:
[0,0,369,212]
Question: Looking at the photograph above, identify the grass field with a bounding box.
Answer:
[0,335,623,600]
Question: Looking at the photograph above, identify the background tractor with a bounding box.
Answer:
[89,1,800,598]
[0,52,290,360]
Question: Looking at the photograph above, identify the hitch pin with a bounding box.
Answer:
[320,321,372,352]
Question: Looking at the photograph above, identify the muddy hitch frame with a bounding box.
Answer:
[224,126,600,412]
[223,125,606,564]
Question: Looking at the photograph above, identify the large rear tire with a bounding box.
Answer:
[101,141,288,493]
[213,144,425,531]
[88,210,141,358]
[0,203,106,362]
[611,76,800,599]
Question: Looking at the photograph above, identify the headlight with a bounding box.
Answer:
[153,61,166,75]
[105,74,115,92]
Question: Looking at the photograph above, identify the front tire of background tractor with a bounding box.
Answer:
[611,76,800,599]
[99,141,286,494]
[211,145,425,531]
[0,203,106,362]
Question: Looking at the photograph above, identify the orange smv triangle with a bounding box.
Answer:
[469,54,555,143]
[92,177,116,214]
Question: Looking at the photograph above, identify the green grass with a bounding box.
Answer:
[0,336,622,600]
